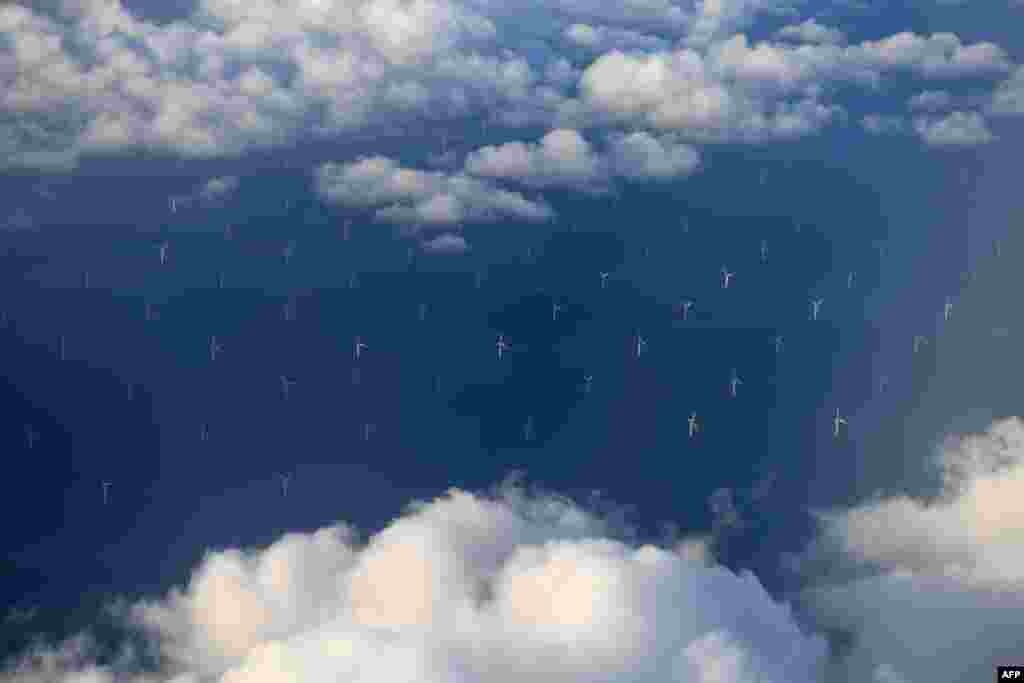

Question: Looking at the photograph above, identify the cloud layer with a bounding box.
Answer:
[2,1,1022,170]
[314,156,553,225]
[463,129,700,193]
[800,417,1024,683]
[6,416,1024,683]
[3,485,828,683]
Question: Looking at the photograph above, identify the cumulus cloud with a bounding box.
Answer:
[774,19,846,45]
[562,23,668,53]
[197,175,240,202]
[0,1,1017,170]
[907,90,954,112]
[852,32,1009,79]
[2,485,828,683]
[421,232,470,253]
[314,156,553,225]
[167,175,241,211]
[800,417,1024,683]
[912,110,995,146]
[990,65,1024,115]
[573,31,1010,142]
[465,129,607,191]
[860,114,906,134]
[0,0,557,170]
[685,0,799,47]
[605,131,702,180]
[464,129,699,192]
[577,44,842,143]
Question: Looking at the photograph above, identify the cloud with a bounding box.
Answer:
[167,175,241,211]
[197,175,240,202]
[464,129,699,192]
[799,417,1024,683]
[990,65,1024,115]
[851,32,1010,79]
[605,131,702,180]
[860,114,906,134]
[0,0,554,170]
[2,605,39,625]
[573,31,1010,142]
[576,44,842,143]
[421,232,470,253]
[562,23,669,53]
[465,129,607,191]
[907,90,953,112]
[774,19,846,45]
[685,0,799,47]
[1,2,1017,170]
[313,156,553,225]
[2,485,829,683]
[912,110,995,146]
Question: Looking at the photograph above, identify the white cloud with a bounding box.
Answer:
[314,156,553,225]
[197,175,240,202]
[167,175,241,211]
[577,44,843,142]
[851,32,1010,79]
[800,417,1024,683]
[912,110,995,146]
[685,0,797,47]
[990,65,1024,115]
[0,0,557,170]
[861,114,906,134]
[573,31,1010,143]
[421,232,470,253]
[605,130,701,179]
[464,129,605,191]
[3,486,828,683]
[463,129,699,192]
[0,1,1017,170]
[562,23,668,52]
[907,90,953,111]
[774,19,846,45]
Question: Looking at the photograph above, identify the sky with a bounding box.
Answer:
[2,0,1024,681]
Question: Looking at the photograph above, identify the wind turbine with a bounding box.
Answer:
[552,301,565,322]
[721,266,734,289]
[832,408,848,438]
[209,335,223,361]
[634,334,647,358]
[24,424,38,450]
[523,415,535,442]
[728,368,742,398]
